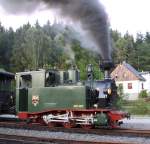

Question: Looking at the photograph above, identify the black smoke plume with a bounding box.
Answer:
[0,0,112,61]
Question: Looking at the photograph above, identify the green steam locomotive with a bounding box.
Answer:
[15,63,128,128]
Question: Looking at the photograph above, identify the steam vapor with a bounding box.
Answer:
[0,0,112,61]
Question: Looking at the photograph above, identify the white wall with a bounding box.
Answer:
[116,80,143,100]
[141,72,150,93]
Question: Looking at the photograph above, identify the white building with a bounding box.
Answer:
[140,72,150,93]
[111,62,146,100]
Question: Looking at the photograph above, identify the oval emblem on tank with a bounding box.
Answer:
[32,95,39,106]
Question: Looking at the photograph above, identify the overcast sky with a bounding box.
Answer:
[101,0,150,35]
[0,0,149,36]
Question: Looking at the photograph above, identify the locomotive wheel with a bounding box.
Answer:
[81,124,93,130]
[109,121,118,129]
[48,122,56,128]
[37,117,46,126]
[63,122,75,129]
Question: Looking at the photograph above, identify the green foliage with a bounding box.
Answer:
[123,100,150,115]
[111,31,136,66]
[111,31,150,71]
[129,99,150,115]
[0,21,150,77]
[116,84,125,109]
[71,41,101,80]
[0,23,14,71]
[139,90,148,98]
[5,21,101,79]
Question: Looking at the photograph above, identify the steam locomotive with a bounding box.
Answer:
[13,60,128,128]
[0,61,129,128]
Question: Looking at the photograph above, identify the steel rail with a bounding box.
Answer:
[0,121,149,138]
[0,134,135,144]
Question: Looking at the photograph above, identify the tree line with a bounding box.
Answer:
[0,21,150,80]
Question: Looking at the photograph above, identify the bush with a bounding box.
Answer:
[139,90,148,98]
[116,84,125,109]
[129,99,150,115]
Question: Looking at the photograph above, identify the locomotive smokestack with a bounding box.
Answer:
[100,60,114,79]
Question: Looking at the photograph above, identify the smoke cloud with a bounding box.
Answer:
[0,0,112,61]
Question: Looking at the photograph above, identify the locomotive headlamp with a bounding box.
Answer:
[103,88,112,95]
[107,88,112,95]
[96,88,100,92]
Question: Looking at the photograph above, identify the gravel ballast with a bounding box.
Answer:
[0,116,149,143]
[0,127,149,144]
[121,116,150,130]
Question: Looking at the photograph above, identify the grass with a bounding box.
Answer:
[122,99,150,115]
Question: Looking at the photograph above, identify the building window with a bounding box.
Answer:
[141,83,144,89]
[128,83,132,89]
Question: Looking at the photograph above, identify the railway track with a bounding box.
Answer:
[0,134,136,144]
[0,121,149,138]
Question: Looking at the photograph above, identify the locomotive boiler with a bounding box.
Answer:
[15,61,128,128]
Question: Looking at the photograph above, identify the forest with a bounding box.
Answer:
[0,21,150,80]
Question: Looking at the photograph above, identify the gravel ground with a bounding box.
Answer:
[121,116,150,130]
[0,127,149,144]
[0,115,149,143]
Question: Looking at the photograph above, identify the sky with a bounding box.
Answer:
[0,0,150,36]
[101,0,150,36]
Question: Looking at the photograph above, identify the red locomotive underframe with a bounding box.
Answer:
[18,108,127,129]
